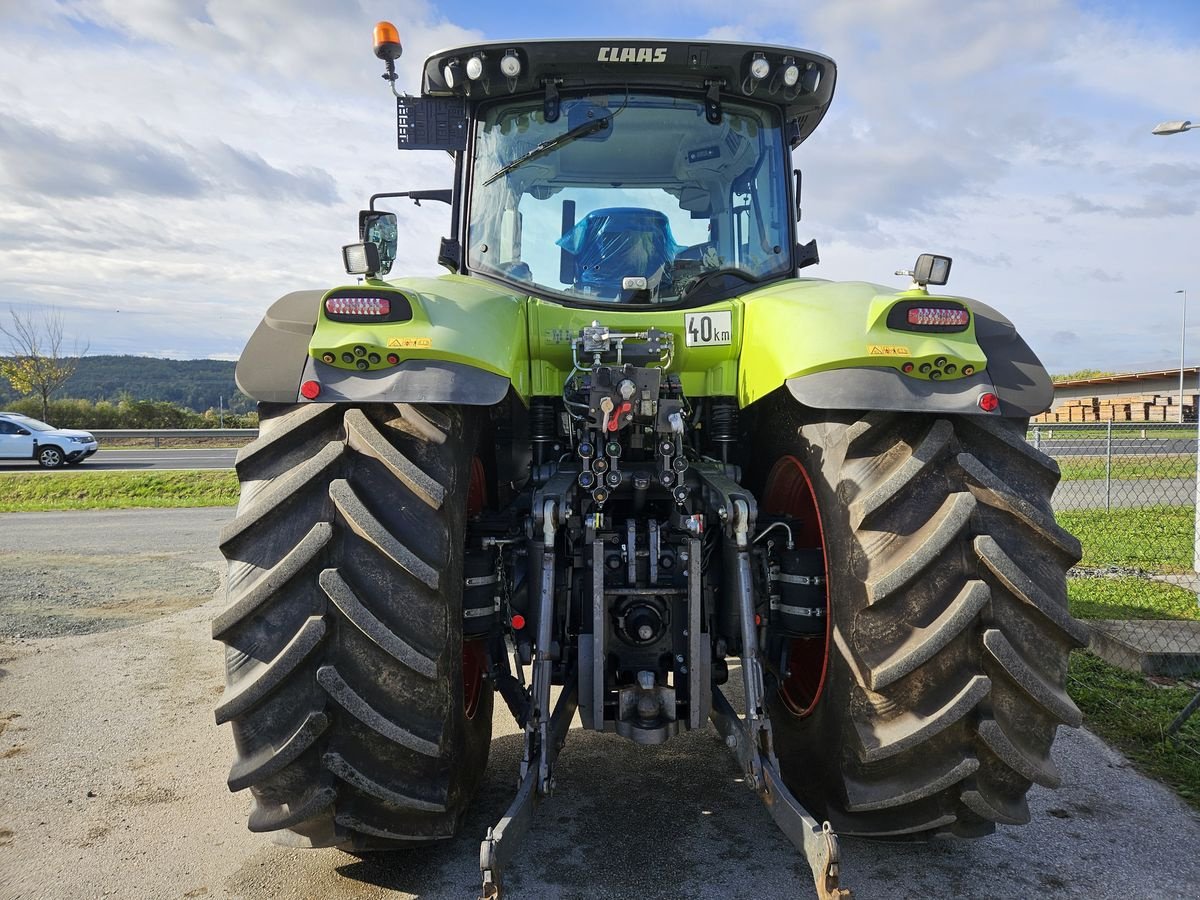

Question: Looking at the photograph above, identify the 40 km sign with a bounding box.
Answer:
[684,311,733,347]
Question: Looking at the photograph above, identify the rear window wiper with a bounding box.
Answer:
[483,117,611,186]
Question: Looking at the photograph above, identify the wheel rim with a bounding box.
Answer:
[463,455,487,719]
[761,455,831,718]
[40,448,62,466]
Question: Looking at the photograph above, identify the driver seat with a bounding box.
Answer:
[557,207,679,298]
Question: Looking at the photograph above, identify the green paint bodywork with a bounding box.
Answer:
[307,273,989,408]
[310,275,532,398]
[738,278,987,406]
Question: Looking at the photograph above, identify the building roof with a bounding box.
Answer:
[1054,367,1200,388]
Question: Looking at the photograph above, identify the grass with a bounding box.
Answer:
[1057,456,1196,481]
[1065,565,1200,808]
[0,470,239,512]
[1056,506,1195,572]
[1067,651,1200,807]
[102,436,252,449]
[1068,577,1200,621]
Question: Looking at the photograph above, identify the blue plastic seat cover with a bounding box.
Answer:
[556,207,682,294]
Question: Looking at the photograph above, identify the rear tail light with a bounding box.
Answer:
[325,296,391,316]
[907,307,969,327]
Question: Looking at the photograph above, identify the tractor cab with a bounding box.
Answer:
[365,36,836,306]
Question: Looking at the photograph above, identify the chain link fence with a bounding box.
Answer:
[1030,422,1200,799]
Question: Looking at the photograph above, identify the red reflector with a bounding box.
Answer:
[901,362,914,373]
[325,295,391,316]
[978,392,999,412]
[511,614,526,630]
[300,380,321,400]
[386,353,400,365]
[907,307,969,327]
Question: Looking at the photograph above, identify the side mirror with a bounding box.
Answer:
[16,428,31,436]
[913,253,952,286]
[353,210,398,277]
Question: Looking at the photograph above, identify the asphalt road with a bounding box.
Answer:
[0,448,238,472]
[1,507,1199,899]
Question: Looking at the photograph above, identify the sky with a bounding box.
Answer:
[0,1,1198,375]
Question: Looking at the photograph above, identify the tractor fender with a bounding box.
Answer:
[963,298,1054,416]
[234,290,322,403]
[739,280,1052,417]
[235,276,529,406]
[784,300,1051,417]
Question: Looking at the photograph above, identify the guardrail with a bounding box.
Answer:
[91,428,258,447]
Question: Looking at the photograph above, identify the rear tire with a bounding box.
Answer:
[752,395,1086,837]
[213,402,493,849]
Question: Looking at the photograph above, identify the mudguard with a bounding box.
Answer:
[235,276,531,405]
[234,290,322,403]
[739,279,1052,417]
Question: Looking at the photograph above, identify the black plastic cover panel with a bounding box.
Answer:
[397,96,467,150]
[421,39,836,146]
[297,357,509,406]
[787,367,1000,416]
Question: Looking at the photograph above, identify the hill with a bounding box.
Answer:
[0,355,252,413]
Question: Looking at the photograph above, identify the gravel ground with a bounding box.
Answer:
[1,508,1200,899]
[0,509,226,639]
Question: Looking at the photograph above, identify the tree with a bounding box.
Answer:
[0,307,88,421]
[1051,369,1112,383]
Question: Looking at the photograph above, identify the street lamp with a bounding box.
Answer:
[1159,122,1196,421]
[1179,290,1188,423]
[1153,120,1196,136]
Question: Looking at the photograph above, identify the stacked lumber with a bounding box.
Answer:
[1032,393,1198,424]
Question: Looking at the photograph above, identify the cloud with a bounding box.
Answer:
[211,144,339,205]
[0,0,1196,377]
[0,114,203,199]
[0,112,340,207]
[1081,268,1124,284]
[1055,15,1199,116]
[1137,162,1200,187]
[1061,191,1196,219]
[0,2,482,359]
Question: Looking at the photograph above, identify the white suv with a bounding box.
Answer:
[0,412,99,468]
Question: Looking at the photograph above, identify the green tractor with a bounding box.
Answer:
[214,23,1086,899]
